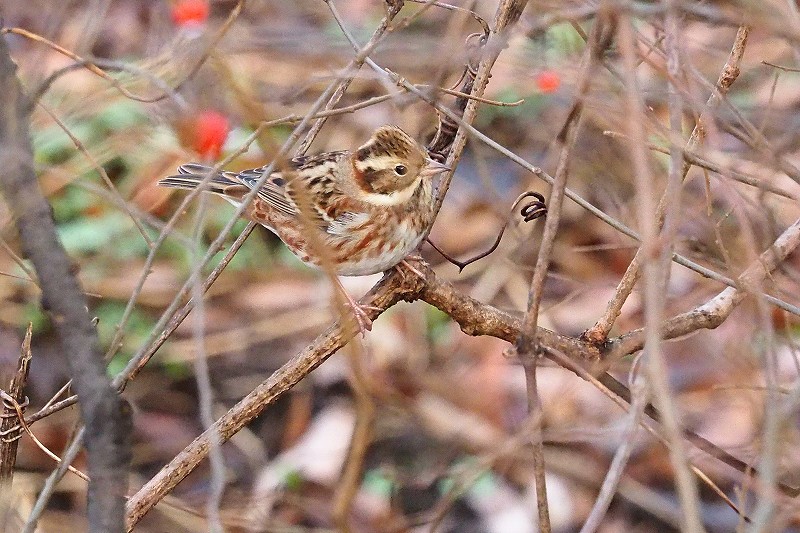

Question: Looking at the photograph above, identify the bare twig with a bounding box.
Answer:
[0,324,32,524]
[514,13,610,529]
[1,389,88,483]
[617,14,705,532]
[300,0,405,155]
[601,131,800,202]
[124,269,422,530]
[332,344,376,532]
[2,27,175,105]
[361,54,800,317]
[37,102,154,247]
[0,238,38,287]
[189,193,225,533]
[129,0,532,527]
[579,364,649,533]
[124,232,800,528]
[583,25,751,345]
[609,217,800,359]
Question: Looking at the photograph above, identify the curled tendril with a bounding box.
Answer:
[426,26,489,158]
[428,151,448,164]
[427,190,548,272]
[518,191,548,222]
[0,391,29,415]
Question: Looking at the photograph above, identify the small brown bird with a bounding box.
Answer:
[159,125,449,333]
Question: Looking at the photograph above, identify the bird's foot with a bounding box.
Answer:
[335,279,379,337]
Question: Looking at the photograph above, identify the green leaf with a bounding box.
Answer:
[95,100,147,133]
[57,212,131,254]
[284,469,304,492]
[363,469,394,497]
[51,186,95,222]
[22,303,50,334]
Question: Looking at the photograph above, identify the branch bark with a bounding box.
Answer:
[0,325,32,526]
[0,36,131,532]
[125,202,800,527]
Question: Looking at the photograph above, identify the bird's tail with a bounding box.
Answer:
[158,163,248,199]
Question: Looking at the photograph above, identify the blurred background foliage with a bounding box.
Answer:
[1,1,800,532]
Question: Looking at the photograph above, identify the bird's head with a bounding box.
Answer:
[351,125,449,202]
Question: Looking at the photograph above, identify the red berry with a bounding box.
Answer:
[193,110,229,159]
[172,0,209,28]
[535,70,561,94]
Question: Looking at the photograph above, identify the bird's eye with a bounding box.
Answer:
[394,164,408,176]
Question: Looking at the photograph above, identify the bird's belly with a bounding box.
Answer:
[333,224,425,275]
[270,220,424,277]
[262,207,425,276]
[333,241,418,276]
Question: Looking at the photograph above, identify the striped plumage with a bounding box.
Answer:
[159,125,449,332]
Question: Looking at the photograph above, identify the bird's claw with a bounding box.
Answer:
[347,301,374,337]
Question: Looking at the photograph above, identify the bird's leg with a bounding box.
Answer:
[333,277,379,337]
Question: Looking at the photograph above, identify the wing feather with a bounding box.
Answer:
[326,212,370,236]
[162,151,361,234]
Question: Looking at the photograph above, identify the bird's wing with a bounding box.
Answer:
[163,153,363,235]
[233,165,296,217]
[159,163,251,197]
[326,211,370,236]
[235,151,351,222]
[246,152,367,235]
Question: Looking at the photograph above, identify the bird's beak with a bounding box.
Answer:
[420,159,451,178]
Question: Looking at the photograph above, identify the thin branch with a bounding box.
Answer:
[579,368,649,533]
[27,6,419,521]
[601,130,800,202]
[128,0,532,528]
[360,52,800,317]
[124,237,800,529]
[0,238,38,287]
[633,9,703,530]
[583,25,750,345]
[1,390,88,482]
[515,13,610,530]
[37,102,154,247]
[609,217,800,359]
[332,344,376,532]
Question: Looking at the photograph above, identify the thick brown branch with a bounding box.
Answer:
[125,269,420,530]
[127,249,800,528]
[0,36,131,532]
[126,201,800,525]
[124,261,594,530]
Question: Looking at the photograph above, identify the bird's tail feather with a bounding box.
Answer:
[158,163,245,198]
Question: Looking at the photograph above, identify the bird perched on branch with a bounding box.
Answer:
[159,125,450,334]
